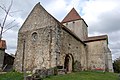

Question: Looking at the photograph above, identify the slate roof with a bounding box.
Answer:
[62,8,82,23]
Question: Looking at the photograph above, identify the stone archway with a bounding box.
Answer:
[64,54,74,73]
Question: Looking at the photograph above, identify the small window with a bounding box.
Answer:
[32,32,38,41]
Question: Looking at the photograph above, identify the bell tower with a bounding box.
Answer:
[62,8,88,41]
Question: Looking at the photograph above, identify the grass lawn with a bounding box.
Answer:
[0,71,118,80]
[0,72,24,80]
[44,71,119,80]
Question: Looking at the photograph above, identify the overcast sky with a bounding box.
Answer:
[0,0,120,60]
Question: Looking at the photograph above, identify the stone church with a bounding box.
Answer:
[14,3,113,73]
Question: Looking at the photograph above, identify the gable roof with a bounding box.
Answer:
[62,8,82,23]
[83,35,108,43]
[19,2,60,32]
[19,3,86,46]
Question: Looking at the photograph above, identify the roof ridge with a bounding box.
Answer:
[84,35,108,42]
[62,8,82,23]
[87,35,107,38]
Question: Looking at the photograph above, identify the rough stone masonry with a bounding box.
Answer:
[14,2,113,73]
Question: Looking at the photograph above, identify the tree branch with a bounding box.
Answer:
[5,19,15,28]
[0,0,13,39]
[0,5,7,12]
[10,10,23,13]
[2,0,13,27]
[3,23,18,33]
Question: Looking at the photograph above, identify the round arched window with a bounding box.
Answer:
[32,32,38,41]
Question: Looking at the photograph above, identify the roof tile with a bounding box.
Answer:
[62,8,82,23]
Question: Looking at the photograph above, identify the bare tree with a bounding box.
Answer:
[0,0,18,40]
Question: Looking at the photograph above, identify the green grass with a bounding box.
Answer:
[44,71,119,80]
[0,72,24,80]
[0,71,118,80]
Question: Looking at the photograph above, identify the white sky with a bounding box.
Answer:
[0,0,120,60]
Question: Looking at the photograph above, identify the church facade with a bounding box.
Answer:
[14,3,113,72]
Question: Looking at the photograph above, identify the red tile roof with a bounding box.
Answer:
[62,8,82,23]
[0,40,6,49]
[84,35,108,42]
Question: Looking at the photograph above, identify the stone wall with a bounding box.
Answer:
[106,49,113,72]
[63,20,88,41]
[14,25,61,72]
[86,40,108,71]
[58,27,87,71]
[19,3,58,33]
[14,3,60,72]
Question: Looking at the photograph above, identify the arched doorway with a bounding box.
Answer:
[64,54,74,73]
